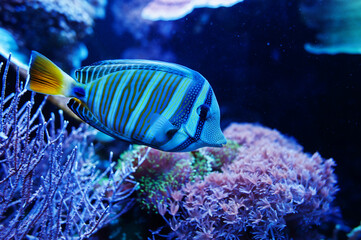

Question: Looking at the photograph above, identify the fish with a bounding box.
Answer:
[26,51,227,152]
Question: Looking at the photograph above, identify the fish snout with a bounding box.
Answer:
[201,129,227,148]
[211,133,227,147]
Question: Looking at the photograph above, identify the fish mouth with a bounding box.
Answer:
[209,142,227,148]
[210,143,224,148]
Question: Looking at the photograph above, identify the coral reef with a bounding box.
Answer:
[127,123,338,239]
[164,123,338,239]
[0,0,107,71]
[118,140,239,213]
[301,0,361,54]
[118,122,337,238]
[0,56,140,238]
[141,0,245,21]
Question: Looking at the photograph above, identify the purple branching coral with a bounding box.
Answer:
[0,56,142,239]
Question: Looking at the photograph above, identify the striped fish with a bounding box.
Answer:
[26,51,226,152]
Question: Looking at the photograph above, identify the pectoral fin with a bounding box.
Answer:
[149,113,179,146]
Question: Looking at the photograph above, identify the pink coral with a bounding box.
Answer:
[119,139,239,212]
[161,123,338,239]
[224,122,302,150]
[119,123,337,238]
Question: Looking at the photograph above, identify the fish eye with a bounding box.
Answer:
[197,104,210,120]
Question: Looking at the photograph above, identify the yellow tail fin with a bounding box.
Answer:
[26,51,75,96]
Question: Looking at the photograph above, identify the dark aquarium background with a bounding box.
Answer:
[0,0,360,239]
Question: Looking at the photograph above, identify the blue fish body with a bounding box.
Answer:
[27,51,227,152]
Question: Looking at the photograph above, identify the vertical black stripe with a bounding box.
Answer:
[170,88,213,152]
[169,72,205,128]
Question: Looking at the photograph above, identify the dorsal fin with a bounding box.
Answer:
[74,59,195,84]
[75,65,120,84]
[67,98,132,143]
